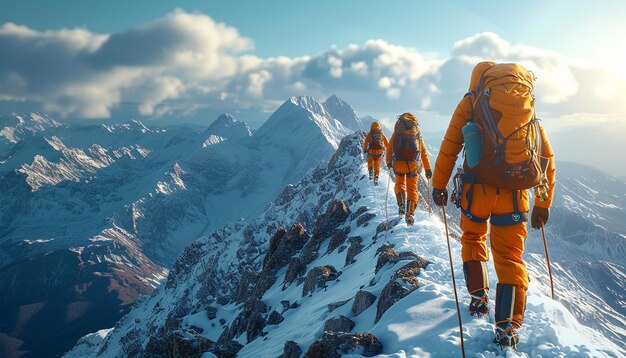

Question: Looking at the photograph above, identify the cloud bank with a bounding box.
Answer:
[0,9,624,120]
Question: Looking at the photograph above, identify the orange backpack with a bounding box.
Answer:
[392,113,421,161]
[463,63,543,190]
[369,130,384,150]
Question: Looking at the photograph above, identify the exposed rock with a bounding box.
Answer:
[344,236,363,266]
[327,228,349,253]
[233,270,261,304]
[374,217,402,240]
[327,298,351,313]
[167,241,206,289]
[263,223,308,274]
[375,248,419,274]
[164,329,215,358]
[284,257,307,285]
[376,259,429,322]
[305,332,383,358]
[278,340,302,358]
[323,315,355,333]
[352,290,376,316]
[206,306,218,320]
[349,206,369,221]
[357,212,376,227]
[302,265,338,297]
[301,200,350,264]
[224,299,268,342]
[268,310,284,325]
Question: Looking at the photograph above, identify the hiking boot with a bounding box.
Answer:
[373,175,379,186]
[405,200,416,226]
[469,290,490,317]
[405,213,414,226]
[398,203,405,216]
[368,169,374,180]
[494,322,519,349]
[463,261,490,317]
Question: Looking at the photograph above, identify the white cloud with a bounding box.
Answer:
[0,13,624,121]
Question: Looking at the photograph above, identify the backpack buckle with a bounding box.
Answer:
[484,88,491,97]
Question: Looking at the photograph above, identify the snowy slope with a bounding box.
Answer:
[69,133,624,358]
[1,95,358,357]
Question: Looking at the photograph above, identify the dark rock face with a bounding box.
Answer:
[284,257,307,285]
[327,298,351,313]
[357,212,376,227]
[352,290,376,316]
[263,223,308,274]
[233,271,261,304]
[268,310,284,325]
[376,259,429,322]
[223,299,269,343]
[327,228,349,254]
[344,236,363,266]
[164,329,215,358]
[279,340,302,358]
[349,206,369,221]
[375,248,420,274]
[302,265,339,297]
[301,200,350,264]
[305,332,383,358]
[323,315,355,333]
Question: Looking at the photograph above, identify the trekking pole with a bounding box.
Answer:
[541,220,555,300]
[441,202,466,358]
[384,167,392,243]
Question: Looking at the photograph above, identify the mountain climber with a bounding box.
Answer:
[431,61,556,349]
[363,121,389,185]
[386,113,432,226]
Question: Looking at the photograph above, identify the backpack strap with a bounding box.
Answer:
[461,174,488,223]
[490,190,528,226]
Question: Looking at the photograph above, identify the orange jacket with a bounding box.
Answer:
[363,122,389,154]
[385,132,431,174]
[432,61,556,207]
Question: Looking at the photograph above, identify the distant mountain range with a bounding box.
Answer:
[0,95,362,358]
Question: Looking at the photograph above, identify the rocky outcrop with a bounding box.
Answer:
[263,223,308,274]
[327,298,351,313]
[164,329,215,358]
[344,236,363,266]
[301,200,350,264]
[305,332,383,358]
[357,212,376,227]
[375,247,422,273]
[302,265,339,297]
[279,340,302,358]
[323,315,355,333]
[352,290,376,316]
[284,257,307,285]
[268,310,284,325]
[327,228,349,253]
[376,259,429,322]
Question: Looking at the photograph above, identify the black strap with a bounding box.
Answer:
[461,174,488,223]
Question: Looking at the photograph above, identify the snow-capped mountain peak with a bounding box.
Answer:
[206,113,252,139]
[323,94,363,131]
[256,95,351,150]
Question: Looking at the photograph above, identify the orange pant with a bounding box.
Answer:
[367,149,383,175]
[393,161,420,201]
[460,182,530,290]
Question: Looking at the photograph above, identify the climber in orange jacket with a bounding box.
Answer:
[386,113,432,226]
[431,61,556,349]
[363,121,389,185]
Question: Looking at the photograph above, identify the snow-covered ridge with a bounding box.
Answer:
[17,136,150,191]
[69,133,623,358]
[0,112,61,144]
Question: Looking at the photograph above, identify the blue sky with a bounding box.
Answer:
[1,0,625,131]
[3,0,625,59]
